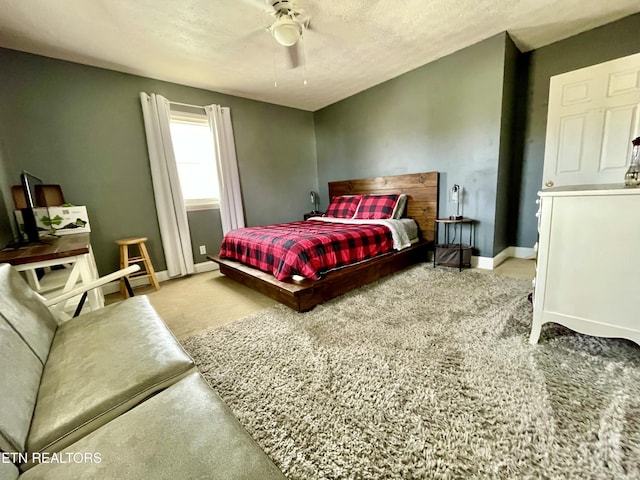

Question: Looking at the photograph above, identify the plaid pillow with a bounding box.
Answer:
[324,195,363,218]
[354,194,400,220]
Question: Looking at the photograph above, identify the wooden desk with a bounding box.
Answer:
[0,233,91,265]
[0,233,103,317]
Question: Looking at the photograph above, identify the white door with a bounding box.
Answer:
[543,52,640,188]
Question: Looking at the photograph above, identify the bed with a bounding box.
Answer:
[210,171,439,312]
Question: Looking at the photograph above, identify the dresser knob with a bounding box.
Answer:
[545,180,554,187]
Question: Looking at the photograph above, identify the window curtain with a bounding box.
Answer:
[204,105,245,234]
[139,92,195,277]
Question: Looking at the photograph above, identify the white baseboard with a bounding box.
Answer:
[472,246,536,270]
[101,261,219,295]
[194,261,219,274]
[510,246,536,260]
[103,247,535,294]
[472,248,509,269]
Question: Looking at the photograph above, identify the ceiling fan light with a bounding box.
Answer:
[272,18,301,46]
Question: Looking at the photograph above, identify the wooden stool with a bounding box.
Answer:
[115,237,160,298]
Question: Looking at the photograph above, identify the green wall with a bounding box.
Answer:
[188,209,224,263]
[0,143,14,247]
[493,35,522,255]
[516,13,640,248]
[314,14,640,257]
[314,34,513,257]
[0,48,317,275]
[2,13,638,271]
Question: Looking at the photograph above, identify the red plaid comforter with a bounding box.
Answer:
[219,220,394,281]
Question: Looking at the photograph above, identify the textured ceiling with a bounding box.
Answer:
[0,0,638,111]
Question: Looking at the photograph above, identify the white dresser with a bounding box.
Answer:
[529,184,640,346]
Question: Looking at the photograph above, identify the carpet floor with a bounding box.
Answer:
[182,264,640,480]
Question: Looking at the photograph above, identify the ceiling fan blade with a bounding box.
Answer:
[237,0,268,8]
[285,43,300,69]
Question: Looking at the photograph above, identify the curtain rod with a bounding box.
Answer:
[169,100,206,110]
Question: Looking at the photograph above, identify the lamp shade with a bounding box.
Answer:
[272,17,301,46]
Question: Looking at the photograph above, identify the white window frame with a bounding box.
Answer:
[169,109,220,212]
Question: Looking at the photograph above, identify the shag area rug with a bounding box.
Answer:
[182,265,640,480]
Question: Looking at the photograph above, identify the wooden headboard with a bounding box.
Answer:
[328,171,439,243]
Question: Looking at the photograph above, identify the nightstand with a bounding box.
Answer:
[433,218,475,271]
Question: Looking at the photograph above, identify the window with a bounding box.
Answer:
[169,110,219,211]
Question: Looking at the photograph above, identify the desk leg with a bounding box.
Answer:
[63,260,82,291]
[87,247,104,309]
[24,269,43,291]
[76,254,104,310]
[51,258,83,315]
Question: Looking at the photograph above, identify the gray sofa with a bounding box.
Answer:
[0,263,285,479]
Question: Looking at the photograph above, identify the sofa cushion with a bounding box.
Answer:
[20,373,286,480]
[0,461,19,480]
[24,296,195,462]
[0,317,42,453]
[0,264,57,365]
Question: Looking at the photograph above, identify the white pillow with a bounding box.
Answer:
[392,194,407,219]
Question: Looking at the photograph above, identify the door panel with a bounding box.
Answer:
[561,80,592,106]
[544,52,640,187]
[600,105,639,171]
[607,69,640,97]
[556,115,585,174]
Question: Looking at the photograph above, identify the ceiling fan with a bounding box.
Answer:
[264,0,311,69]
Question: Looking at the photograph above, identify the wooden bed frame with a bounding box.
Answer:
[210,171,439,312]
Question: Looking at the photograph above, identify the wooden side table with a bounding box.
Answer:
[433,218,475,271]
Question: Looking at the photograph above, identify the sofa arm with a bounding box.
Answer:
[42,265,140,317]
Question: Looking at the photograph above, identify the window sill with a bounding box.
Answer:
[186,203,220,212]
